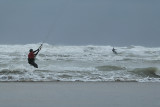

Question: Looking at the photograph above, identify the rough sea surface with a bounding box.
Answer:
[0,43,160,82]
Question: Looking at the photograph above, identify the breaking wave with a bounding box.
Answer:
[0,43,160,82]
[129,67,160,78]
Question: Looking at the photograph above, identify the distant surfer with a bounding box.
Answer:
[112,47,117,54]
[28,44,43,68]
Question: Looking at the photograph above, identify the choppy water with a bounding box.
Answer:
[0,43,160,82]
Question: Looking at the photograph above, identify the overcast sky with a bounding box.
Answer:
[0,0,160,46]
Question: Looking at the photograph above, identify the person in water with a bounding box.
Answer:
[112,47,117,54]
[28,44,42,68]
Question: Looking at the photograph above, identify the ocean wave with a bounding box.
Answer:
[96,65,126,71]
[128,67,160,78]
[0,69,27,75]
[0,67,159,82]
[0,44,160,82]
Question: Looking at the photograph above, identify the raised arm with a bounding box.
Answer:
[33,44,43,56]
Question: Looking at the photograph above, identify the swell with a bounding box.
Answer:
[0,67,160,82]
[0,44,160,82]
[128,67,160,78]
[0,69,27,75]
[96,65,126,71]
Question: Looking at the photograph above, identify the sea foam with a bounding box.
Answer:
[0,43,160,82]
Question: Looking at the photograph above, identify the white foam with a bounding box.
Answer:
[0,43,160,82]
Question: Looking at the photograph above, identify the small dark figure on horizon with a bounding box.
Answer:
[112,48,117,54]
[28,45,42,68]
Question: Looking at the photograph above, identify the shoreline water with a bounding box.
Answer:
[0,82,160,107]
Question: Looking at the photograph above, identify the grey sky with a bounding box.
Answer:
[0,0,160,46]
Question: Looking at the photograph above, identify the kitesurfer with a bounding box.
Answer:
[28,44,42,68]
[112,47,117,54]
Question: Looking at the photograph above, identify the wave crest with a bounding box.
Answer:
[0,69,27,74]
[129,67,160,78]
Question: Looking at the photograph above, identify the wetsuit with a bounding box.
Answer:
[112,48,117,54]
[28,49,40,68]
